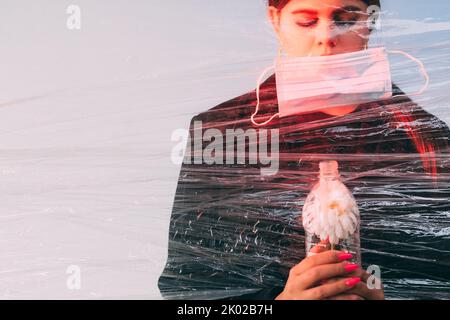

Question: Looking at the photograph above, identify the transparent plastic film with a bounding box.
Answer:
[156,0,450,301]
[4,0,450,301]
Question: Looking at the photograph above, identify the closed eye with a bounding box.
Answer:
[296,18,319,28]
[334,16,358,28]
[333,6,365,28]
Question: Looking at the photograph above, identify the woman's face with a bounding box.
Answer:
[269,0,371,57]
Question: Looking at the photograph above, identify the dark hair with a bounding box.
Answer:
[267,0,290,9]
[268,0,381,10]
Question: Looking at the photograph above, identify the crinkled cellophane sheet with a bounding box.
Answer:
[1,0,450,300]
[158,2,450,299]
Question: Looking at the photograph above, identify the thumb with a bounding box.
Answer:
[308,237,331,256]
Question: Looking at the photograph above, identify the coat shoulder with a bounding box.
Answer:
[192,75,277,125]
[193,89,258,126]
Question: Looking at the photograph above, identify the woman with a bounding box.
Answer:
[158,0,450,300]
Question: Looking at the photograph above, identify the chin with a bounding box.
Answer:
[320,105,359,116]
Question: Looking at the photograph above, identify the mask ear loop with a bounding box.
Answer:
[388,50,430,98]
[251,47,285,126]
[250,64,279,126]
[250,47,312,126]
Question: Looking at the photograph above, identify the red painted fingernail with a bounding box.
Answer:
[344,263,359,273]
[338,253,353,261]
[345,277,361,287]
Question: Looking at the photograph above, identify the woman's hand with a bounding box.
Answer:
[275,250,362,300]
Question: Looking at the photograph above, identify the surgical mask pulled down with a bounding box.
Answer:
[251,47,429,126]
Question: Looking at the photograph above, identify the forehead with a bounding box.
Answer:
[283,0,368,14]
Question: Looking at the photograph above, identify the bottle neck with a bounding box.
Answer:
[319,173,340,181]
[319,161,340,181]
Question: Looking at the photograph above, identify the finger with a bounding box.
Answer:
[326,294,364,300]
[348,281,385,300]
[347,268,384,299]
[299,262,359,290]
[318,271,376,291]
[320,276,343,285]
[360,270,384,289]
[319,269,371,288]
[309,239,331,255]
[352,268,369,282]
[337,267,373,284]
[304,277,361,300]
[343,267,366,281]
[291,250,354,276]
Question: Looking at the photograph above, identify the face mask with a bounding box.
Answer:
[251,48,429,126]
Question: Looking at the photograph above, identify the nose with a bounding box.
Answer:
[315,20,338,55]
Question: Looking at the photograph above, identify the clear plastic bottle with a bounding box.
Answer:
[302,160,361,265]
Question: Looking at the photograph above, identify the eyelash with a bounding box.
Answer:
[335,17,358,27]
[296,19,318,28]
[296,18,358,29]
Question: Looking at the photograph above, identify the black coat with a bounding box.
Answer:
[158,75,450,300]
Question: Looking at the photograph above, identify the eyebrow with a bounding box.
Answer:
[336,6,365,13]
[291,5,364,16]
[291,9,318,15]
